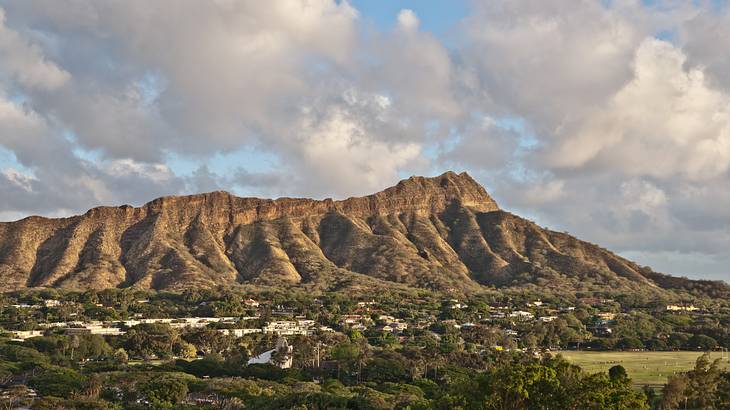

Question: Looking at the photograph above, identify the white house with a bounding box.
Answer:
[247,338,293,369]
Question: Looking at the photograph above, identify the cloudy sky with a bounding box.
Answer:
[1,0,729,282]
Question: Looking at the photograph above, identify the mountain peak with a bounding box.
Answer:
[380,171,499,213]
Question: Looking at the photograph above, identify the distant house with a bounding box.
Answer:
[10,330,44,341]
[591,326,613,337]
[666,304,700,312]
[247,337,293,369]
[509,311,534,321]
[388,322,408,333]
[63,326,125,336]
[218,328,262,337]
[263,320,316,336]
[596,312,616,321]
[243,298,260,308]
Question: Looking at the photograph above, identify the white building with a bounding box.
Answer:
[10,330,44,341]
[509,311,535,320]
[247,338,293,369]
[218,328,262,337]
[263,320,316,336]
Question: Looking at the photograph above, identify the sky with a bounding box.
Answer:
[0,0,729,282]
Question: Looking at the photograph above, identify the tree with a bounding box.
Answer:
[0,385,33,410]
[571,372,649,410]
[331,342,360,381]
[685,353,722,409]
[76,334,113,360]
[176,341,198,359]
[616,337,644,350]
[113,348,129,364]
[69,335,80,360]
[687,334,718,350]
[660,375,688,410]
[123,323,179,359]
[29,367,85,398]
[182,328,234,355]
[609,365,628,382]
[141,375,189,407]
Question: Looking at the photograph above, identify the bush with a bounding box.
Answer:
[616,337,644,350]
[686,334,718,350]
[141,375,189,407]
[29,367,85,398]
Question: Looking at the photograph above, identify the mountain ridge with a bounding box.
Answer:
[0,171,727,297]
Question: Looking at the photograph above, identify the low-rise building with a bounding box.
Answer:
[263,320,316,336]
[243,298,260,308]
[247,337,293,369]
[666,304,700,312]
[596,312,616,321]
[218,328,262,337]
[509,311,534,321]
[10,330,44,340]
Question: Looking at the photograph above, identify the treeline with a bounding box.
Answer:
[1,326,729,409]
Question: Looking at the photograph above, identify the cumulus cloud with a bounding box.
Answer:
[0,8,69,90]
[0,0,729,280]
[549,39,730,181]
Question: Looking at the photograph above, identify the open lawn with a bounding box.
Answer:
[558,351,730,386]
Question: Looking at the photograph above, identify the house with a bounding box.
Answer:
[388,322,408,333]
[263,320,316,336]
[666,304,700,312]
[591,326,613,337]
[63,326,125,336]
[340,315,366,325]
[349,323,367,331]
[596,312,616,321]
[247,337,293,369]
[539,316,558,323]
[218,328,262,337]
[44,299,62,307]
[509,311,534,321]
[243,298,260,308]
[10,330,44,341]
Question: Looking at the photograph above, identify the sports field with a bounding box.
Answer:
[558,351,730,386]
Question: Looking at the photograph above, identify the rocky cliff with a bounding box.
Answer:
[0,171,726,296]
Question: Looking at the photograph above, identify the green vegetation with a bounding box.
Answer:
[0,287,728,408]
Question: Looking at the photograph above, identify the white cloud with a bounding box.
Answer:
[397,9,419,31]
[549,39,730,181]
[296,106,422,197]
[1,1,730,281]
[0,8,69,90]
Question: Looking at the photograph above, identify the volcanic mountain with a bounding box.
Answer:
[0,171,726,297]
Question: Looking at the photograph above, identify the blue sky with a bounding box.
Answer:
[349,0,468,34]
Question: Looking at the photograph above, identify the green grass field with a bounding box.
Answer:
[558,351,730,386]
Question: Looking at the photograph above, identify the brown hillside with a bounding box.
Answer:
[0,171,726,296]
